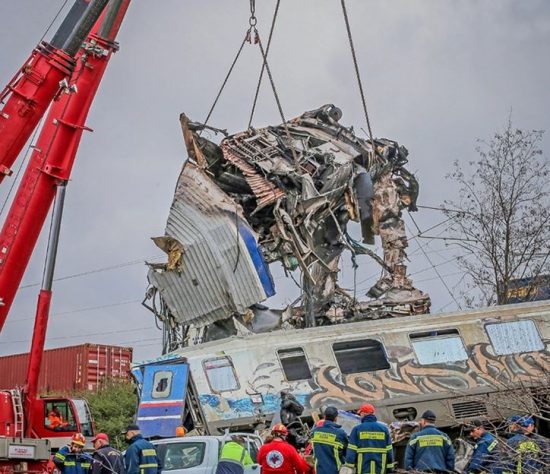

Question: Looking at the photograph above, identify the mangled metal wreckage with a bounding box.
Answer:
[144,105,430,348]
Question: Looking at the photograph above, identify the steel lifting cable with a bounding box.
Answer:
[340,0,375,152]
[203,0,264,130]
[248,0,281,128]
[254,32,299,166]
[201,35,249,130]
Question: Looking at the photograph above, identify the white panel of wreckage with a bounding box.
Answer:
[177,301,550,428]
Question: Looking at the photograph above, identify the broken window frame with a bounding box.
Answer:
[202,356,240,393]
[485,319,544,355]
[151,370,173,399]
[277,347,312,382]
[332,339,390,374]
[409,328,468,365]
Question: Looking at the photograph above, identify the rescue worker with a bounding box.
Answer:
[122,423,161,474]
[91,432,126,474]
[344,403,394,474]
[48,406,69,430]
[404,410,455,473]
[216,435,255,474]
[310,406,348,474]
[53,433,91,474]
[258,423,311,474]
[464,420,499,474]
[502,415,548,474]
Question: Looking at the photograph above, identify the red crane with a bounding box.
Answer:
[0,0,131,470]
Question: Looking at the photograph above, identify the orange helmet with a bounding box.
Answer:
[358,403,375,415]
[271,423,288,436]
[71,433,86,446]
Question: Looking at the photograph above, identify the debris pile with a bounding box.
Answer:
[145,105,430,345]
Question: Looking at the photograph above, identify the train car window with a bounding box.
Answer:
[410,330,468,365]
[152,370,173,399]
[486,320,544,355]
[203,357,240,393]
[278,347,312,381]
[333,339,390,374]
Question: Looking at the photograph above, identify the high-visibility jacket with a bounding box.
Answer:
[501,432,547,474]
[311,420,348,474]
[216,441,254,474]
[53,445,91,474]
[404,425,455,473]
[124,435,161,474]
[466,432,499,473]
[48,412,68,429]
[344,414,394,474]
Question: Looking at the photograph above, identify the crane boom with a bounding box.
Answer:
[0,0,130,333]
[0,0,109,184]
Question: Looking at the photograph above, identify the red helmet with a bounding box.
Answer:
[358,403,375,415]
[271,423,289,436]
[71,433,86,446]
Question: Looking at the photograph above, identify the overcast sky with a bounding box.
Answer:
[0,0,549,362]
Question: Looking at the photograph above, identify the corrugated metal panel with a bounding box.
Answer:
[149,163,274,327]
[0,344,132,393]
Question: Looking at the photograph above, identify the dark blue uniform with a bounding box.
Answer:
[53,445,91,474]
[124,434,161,474]
[404,425,455,473]
[311,420,348,474]
[502,432,547,474]
[466,432,499,473]
[345,414,394,474]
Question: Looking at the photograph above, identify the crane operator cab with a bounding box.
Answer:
[29,396,95,450]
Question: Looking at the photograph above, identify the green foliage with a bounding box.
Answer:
[80,381,137,450]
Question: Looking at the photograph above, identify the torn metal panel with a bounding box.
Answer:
[147,162,274,328]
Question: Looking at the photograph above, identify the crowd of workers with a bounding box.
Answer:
[224,404,549,474]
[51,408,548,474]
[52,424,160,474]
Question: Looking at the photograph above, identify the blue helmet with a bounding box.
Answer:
[508,415,534,427]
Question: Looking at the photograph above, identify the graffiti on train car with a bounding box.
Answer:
[198,340,549,421]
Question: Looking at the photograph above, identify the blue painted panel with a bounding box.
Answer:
[137,363,188,438]
[238,221,275,297]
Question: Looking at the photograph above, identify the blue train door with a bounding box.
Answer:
[136,363,189,438]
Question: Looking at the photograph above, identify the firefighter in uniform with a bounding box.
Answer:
[91,432,126,474]
[53,433,91,474]
[310,406,348,474]
[344,403,394,474]
[258,424,311,474]
[404,410,455,473]
[502,416,548,474]
[464,420,499,474]
[123,423,161,474]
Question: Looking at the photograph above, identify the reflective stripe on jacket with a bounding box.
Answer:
[466,432,499,474]
[311,420,348,474]
[502,432,546,474]
[404,424,455,472]
[53,445,91,474]
[124,435,161,474]
[344,414,394,474]
[216,441,254,474]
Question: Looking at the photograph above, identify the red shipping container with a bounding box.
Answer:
[0,343,133,393]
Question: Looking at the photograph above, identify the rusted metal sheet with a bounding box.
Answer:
[0,344,132,393]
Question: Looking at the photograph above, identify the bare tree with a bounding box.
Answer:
[444,119,550,306]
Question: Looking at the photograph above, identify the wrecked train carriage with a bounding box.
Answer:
[132,300,550,438]
[145,105,429,344]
